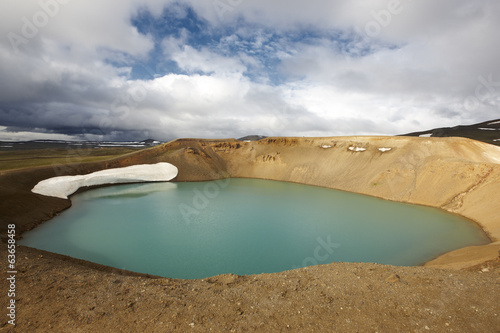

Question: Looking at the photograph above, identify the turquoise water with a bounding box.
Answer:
[20,178,489,279]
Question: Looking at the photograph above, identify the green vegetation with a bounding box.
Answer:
[0,147,142,171]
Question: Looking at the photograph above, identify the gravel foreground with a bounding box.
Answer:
[1,246,499,332]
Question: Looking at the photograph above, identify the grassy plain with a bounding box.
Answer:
[0,147,142,171]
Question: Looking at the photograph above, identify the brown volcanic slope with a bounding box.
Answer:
[1,136,500,332]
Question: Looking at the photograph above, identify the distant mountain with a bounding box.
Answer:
[0,140,158,151]
[401,119,500,146]
[140,139,162,146]
[238,135,268,141]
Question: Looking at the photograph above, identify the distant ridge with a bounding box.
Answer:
[140,139,162,146]
[0,140,158,150]
[238,135,268,141]
[401,118,500,146]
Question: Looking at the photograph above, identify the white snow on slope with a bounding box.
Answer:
[378,148,392,152]
[32,163,178,199]
[349,147,367,152]
[478,128,498,131]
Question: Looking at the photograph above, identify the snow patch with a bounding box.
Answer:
[478,128,498,131]
[349,147,367,152]
[488,120,500,125]
[378,148,392,152]
[32,163,178,199]
[419,133,432,137]
[321,145,332,149]
[494,139,500,142]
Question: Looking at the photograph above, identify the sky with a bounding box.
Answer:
[0,0,499,141]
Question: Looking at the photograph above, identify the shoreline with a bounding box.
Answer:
[17,176,492,279]
[3,243,499,332]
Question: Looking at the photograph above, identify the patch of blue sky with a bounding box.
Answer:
[128,3,398,83]
[132,3,208,42]
[129,4,210,79]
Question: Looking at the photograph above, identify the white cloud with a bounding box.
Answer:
[162,37,247,75]
[0,126,78,142]
[1,0,157,58]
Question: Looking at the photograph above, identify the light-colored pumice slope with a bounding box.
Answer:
[31,162,178,199]
[168,136,499,269]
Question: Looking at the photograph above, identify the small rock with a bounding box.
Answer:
[385,274,400,283]
[481,267,489,273]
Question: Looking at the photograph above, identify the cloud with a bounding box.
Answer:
[0,0,499,141]
[0,125,78,141]
[1,0,156,56]
[162,37,247,75]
